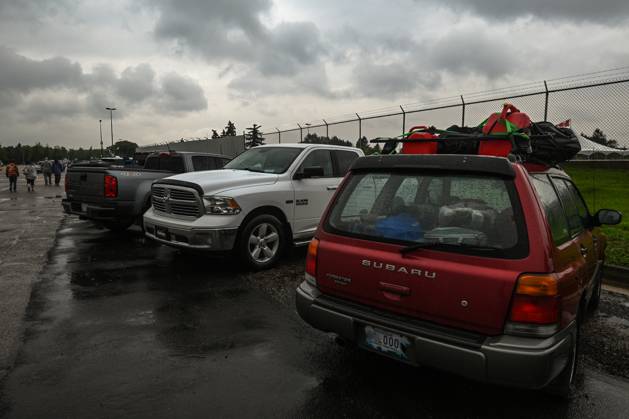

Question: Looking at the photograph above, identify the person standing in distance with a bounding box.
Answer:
[23,161,37,192]
[41,157,53,186]
[5,160,19,192]
[52,159,64,186]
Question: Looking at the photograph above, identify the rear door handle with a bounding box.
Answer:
[379,282,410,296]
[326,186,337,191]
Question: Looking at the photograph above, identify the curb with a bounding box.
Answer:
[603,264,629,288]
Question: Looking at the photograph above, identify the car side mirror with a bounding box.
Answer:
[295,166,325,179]
[594,209,622,226]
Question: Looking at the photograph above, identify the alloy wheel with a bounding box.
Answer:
[248,222,280,263]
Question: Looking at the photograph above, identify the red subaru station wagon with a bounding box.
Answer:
[296,153,621,396]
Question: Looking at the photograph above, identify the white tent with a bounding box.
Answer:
[577,136,629,158]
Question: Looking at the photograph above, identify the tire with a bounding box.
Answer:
[102,220,134,232]
[238,214,285,270]
[544,313,581,398]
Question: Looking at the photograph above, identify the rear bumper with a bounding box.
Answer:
[296,281,575,390]
[62,199,135,221]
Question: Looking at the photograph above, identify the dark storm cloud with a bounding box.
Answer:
[340,26,516,99]
[429,0,629,22]
[353,61,441,98]
[0,46,83,93]
[152,0,271,61]
[228,62,332,98]
[22,97,84,122]
[428,30,513,79]
[158,73,208,113]
[0,0,75,21]
[150,0,328,95]
[116,64,157,103]
[0,47,207,119]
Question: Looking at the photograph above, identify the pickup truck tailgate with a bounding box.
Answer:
[67,170,104,199]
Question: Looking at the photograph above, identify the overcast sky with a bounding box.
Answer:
[1,0,628,148]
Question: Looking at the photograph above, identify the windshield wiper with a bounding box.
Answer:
[400,241,441,255]
[237,167,265,173]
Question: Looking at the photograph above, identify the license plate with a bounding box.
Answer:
[155,226,169,240]
[81,203,87,212]
[364,326,410,360]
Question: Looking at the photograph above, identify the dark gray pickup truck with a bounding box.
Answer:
[62,151,231,231]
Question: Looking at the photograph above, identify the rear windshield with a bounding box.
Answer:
[325,171,528,258]
[144,155,185,173]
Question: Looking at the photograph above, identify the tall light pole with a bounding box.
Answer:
[105,107,116,149]
[99,119,103,157]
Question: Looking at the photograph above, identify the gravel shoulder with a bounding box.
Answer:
[582,290,629,380]
[0,176,65,380]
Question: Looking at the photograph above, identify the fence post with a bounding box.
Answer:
[323,119,329,139]
[460,95,466,126]
[543,80,549,122]
[276,128,281,144]
[400,105,406,135]
[356,113,362,140]
[297,123,303,143]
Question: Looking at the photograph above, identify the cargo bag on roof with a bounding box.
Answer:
[528,121,581,164]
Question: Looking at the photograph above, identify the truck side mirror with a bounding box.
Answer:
[594,209,622,226]
[295,166,325,179]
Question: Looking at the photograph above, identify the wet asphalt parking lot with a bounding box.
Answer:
[1,215,629,418]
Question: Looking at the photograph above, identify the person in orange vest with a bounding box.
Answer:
[5,160,19,192]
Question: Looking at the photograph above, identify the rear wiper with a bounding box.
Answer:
[400,241,497,255]
[400,241,440,255]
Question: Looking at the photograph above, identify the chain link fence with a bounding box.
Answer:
[263,68,629,154]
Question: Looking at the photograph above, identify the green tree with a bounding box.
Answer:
[245,124,265,148]
[224,121,237,137]
[581,128,619,149]
[108,140,138,158]
[304,133,353,147]
[211,129,220,139]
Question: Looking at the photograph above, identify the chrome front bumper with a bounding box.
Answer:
[144,220,238,251]
[296,281,576,390]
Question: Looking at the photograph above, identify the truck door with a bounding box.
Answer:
[291,149,338,239]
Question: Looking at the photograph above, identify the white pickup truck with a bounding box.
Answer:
[143,143,363,269]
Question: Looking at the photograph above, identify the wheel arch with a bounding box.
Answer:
[237,205,293,243]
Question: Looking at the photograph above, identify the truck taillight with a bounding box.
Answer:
[305,238,319,286]
[505,274,560,337]
[104,175,118,198]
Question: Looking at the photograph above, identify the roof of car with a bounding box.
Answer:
[255,143,361,151]
[351,154,516,177]
[149,151,231,158]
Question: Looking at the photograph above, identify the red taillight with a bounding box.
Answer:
[104,175,118,198]
[508,273,560,326]
[510,295,560,324]
[305,238,319,277]
[64,174,69,193]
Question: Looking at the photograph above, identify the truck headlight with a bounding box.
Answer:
[203,196,241,215]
